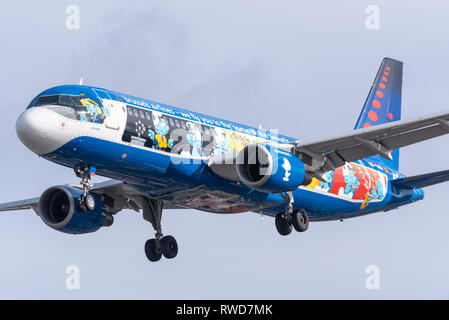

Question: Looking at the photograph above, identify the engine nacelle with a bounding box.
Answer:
[38,185,111,235]
[236,144,305,193]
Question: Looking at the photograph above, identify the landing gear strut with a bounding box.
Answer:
[74,165,95,211]
[142,198,178,262]
[275,192,309,236]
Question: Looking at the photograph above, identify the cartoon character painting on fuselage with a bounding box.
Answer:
[79,96,110,124]
[302,162,388,208]
[121,104,270,157]
[120,101,388,208]
[103,91,389,207]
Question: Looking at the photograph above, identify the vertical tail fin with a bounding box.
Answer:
[354,57,403,171]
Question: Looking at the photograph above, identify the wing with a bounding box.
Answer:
[0,197,40,213]
[293,111,449,175]
[0,179,185,215]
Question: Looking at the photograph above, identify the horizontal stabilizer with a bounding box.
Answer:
[392,169,449,189]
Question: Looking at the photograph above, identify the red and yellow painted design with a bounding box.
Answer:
[303,162,388,209]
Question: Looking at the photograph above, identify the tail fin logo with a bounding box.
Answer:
[354,57,403,171]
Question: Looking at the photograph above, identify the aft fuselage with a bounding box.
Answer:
[16,85,424,221]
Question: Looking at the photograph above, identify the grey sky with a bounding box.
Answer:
[0,0,449,298]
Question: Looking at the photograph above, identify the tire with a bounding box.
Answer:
[76,197,86,212]
[85,194,95,211]
[275,213,292,236]
[292,209,309,232]
[145,239,162,262]
[161,235,178,259]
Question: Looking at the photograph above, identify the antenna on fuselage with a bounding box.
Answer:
[79,77,83,85]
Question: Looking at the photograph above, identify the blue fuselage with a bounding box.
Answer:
[20,85,424,221]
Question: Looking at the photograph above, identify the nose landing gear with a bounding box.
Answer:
[74,166,96,212]
[275,192,309,236]
[142,198,178,262]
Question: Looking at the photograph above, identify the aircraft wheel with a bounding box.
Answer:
[85,194,95,211]
[76,197,86,212]
[161,235,178,259]
[275,213,292,236]
[145,239,162,262]
[292,209,309,232]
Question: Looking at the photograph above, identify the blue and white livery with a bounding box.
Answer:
[1,58,448,262]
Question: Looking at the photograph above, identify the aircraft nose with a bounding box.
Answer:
[16,107,60,155]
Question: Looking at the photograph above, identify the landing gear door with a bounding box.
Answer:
[93,89,120,130]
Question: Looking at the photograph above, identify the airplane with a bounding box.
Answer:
[2,57,449,262]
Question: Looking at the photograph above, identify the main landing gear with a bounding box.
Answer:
[74,165,96,212]
[142,198,178,262]
[275,192,309,236]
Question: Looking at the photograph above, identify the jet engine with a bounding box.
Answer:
[38,185,113,234]
[236,144,305,193]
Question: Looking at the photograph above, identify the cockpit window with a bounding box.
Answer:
[35,95,84,108]
[34,94,106,124]
[70,96,83,107]
[36,95,60,106]
[58,95,75,107]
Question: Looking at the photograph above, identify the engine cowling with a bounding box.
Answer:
[236,144,305,193]
[38,185,111,234]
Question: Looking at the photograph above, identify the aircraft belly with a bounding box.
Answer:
[167,188,259,213]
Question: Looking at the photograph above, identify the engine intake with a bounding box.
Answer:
[39,185,111,234]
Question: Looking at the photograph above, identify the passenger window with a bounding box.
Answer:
[133,109,139,117]
[139,110,145,118]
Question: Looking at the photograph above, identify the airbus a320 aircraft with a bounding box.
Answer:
[2,58,448,262]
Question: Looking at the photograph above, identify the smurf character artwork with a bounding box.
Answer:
[185,122,203,157]
[319,171,334,192]
[370,179,384,200]
[212,128,232,155]
[339,164,360,199]
[79,98,105,123]
[148,113,173,152]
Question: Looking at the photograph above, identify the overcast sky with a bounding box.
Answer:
[1,0,449,299]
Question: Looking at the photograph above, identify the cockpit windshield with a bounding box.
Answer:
[33,94,106,124]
